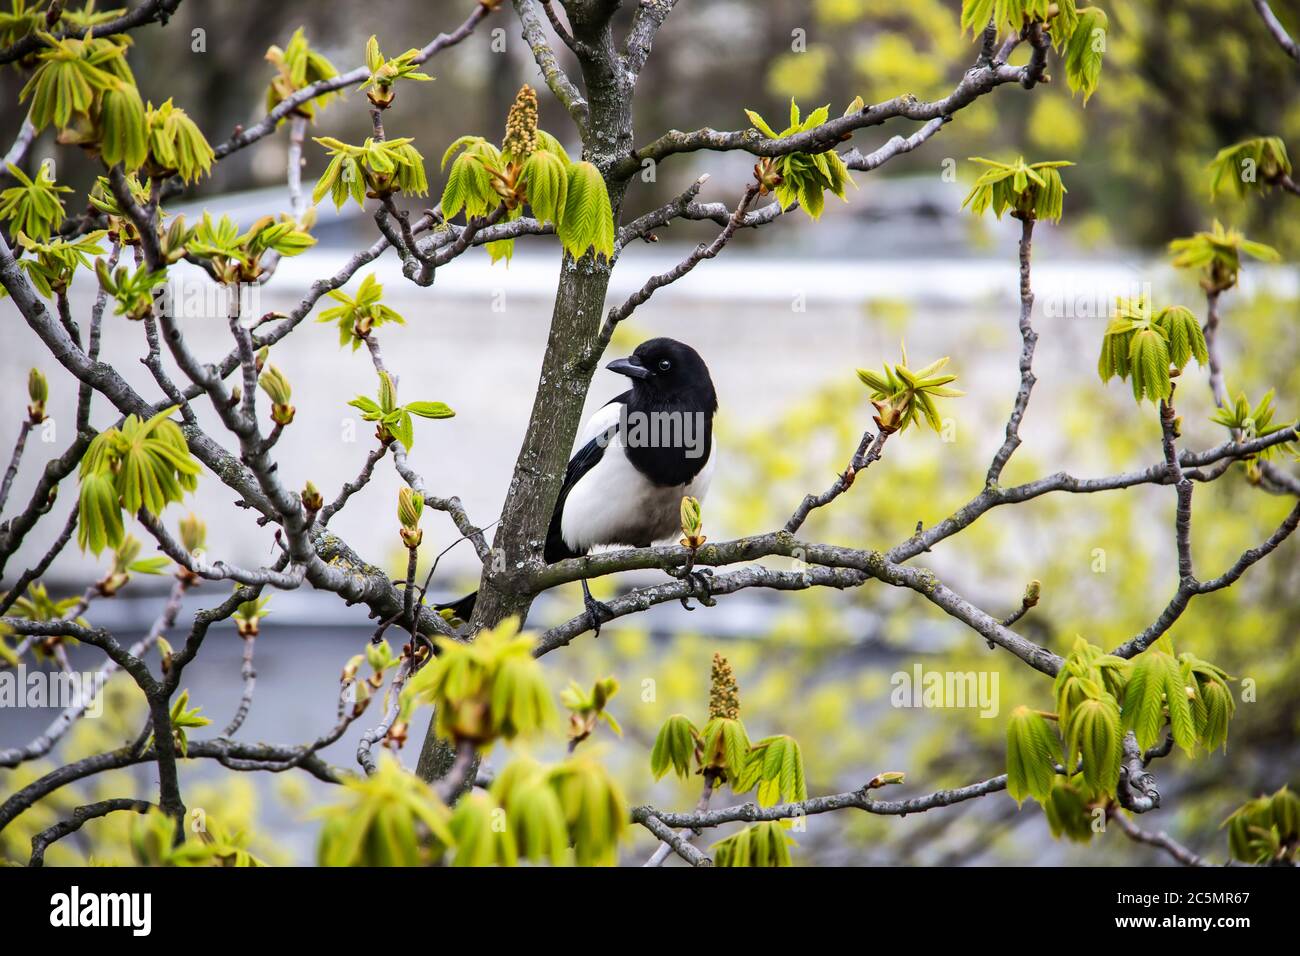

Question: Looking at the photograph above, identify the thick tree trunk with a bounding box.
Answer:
[416,4,634,783]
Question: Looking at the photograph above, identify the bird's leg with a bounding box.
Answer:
[581,578,614,637]
[668,549,715,610]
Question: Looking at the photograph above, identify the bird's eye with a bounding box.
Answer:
[657,359,672,372]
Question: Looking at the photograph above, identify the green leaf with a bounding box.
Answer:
[557,161,614,261]
[315,756,453,866]
[20,33,124,132]
[519,148,568,227]
[0,161,71,240]
[1123,648,1196,754]
[1064,695,1123,796]
[649,714,698,781]
[448,792,518,867]
[544,755,628,865]
[1006,705,1060,805]
[1168,220,1279,293]
[699,716,749,782]
[265,29,341,122]
[710,821,794,867]
[99,82,148,171]
[961,156,1072,222]
[1222,789,1297,864]
[745,108,779,138]
[145,98,214,184]
[387,409,414,450]
[535,129,570,164]
[1064,8,1108,104]
[1164,663,1196,757]
[127,556,172,575]
[1154,306,1208,371]
[404,401,455,420]
[1043,776,1095,842]
[486,204,521,265]
[1206,136,1292,199]
[1127,327,1172,404]
[856,350,963,434]
[735,735,807,807]
[348,396,382,420]
[77,470,124,555]
[377,372,397,414]
[490,757,570,865]
[1122,650,1171,752]
[440,148,495,221]
[1192,670,1234,753]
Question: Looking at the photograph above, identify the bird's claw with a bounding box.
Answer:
[675,567,715,610]
[583,592,615,637]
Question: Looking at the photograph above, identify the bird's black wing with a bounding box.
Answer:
[544,393,629,563]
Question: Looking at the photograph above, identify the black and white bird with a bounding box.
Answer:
[440,337,717,632]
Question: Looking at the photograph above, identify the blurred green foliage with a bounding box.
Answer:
[5,1,1297,252]
[756,0,1300,248]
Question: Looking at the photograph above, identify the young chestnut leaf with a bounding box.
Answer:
[961,156,1072,222]
[745,98,856,220]
[1168,219,1279,293]
[1043,775,1095,843]
[448,792,518,867]
[856,348,963,434]
[490,757,571,865]
[1006,705,1060,805]
[265,28,340,122]
[735,735,808,807]
[649,714,699,781]
[558,161,615,261]
[0,161,70,239]
[710,821,795,867]
[1207,136,1292,199]
[1064,695,1123,797]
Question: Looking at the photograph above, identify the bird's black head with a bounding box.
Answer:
[606,338,717,412]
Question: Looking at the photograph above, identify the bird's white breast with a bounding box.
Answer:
[560,433,714,553]
[573,399,624,448]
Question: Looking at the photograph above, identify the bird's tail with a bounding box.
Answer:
[434,591,477,623]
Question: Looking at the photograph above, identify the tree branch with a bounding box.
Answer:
[210,4,493,162]
[29,798,153,867]
[1253,0,1300,62]
[631,772,1008,830]
[785,429,888,534]
[638,812,712,866]
[842,115,950,171]
[1109,809,1214,867]
[0,0,182,66]
[598,179,760,352]
[623,0,679,77]
[613,41,1048,179]
[533,535,1063,674]
[986,216,1038,486]
[514,0,590,126]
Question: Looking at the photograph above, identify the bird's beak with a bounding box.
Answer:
[606,356,649,380]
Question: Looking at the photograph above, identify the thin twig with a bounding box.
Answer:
[221,631,258,737]
[1109,810,1214,867]
[29,798,153,866]
[986,216,1038,486]
[786,430,888,534]
[1253,0,1300,61]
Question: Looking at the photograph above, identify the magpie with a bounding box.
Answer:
[439,337,718,634]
